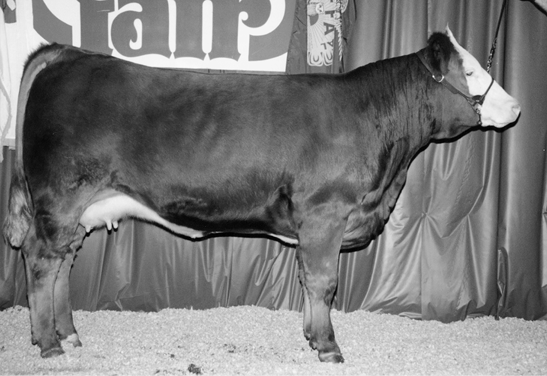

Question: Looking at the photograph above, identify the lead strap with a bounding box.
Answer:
[486,0,509,73]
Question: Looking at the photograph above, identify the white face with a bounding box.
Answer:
[446,27,521,128]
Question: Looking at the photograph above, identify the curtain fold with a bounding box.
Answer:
[497,0,547,319]
[1,0,546,323]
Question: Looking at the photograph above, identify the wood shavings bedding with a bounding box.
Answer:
[1,305,546,375]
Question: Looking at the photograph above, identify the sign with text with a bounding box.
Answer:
[307,0,347,67]
[33,0,296,72]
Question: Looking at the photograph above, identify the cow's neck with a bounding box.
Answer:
[342,53,474,249]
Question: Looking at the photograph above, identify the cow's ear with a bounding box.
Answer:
[427,32,453,75]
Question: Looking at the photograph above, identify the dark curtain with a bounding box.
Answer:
[1,0,547,322]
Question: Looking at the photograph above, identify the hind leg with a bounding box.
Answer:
[54,229,85,347]
[22,224,64,357]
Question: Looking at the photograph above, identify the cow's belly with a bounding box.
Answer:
[79,191,299,246]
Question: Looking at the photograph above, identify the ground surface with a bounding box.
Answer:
[1,306,546,375]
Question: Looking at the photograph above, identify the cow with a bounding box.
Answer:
[3,27,520,363]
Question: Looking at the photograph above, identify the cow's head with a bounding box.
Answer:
[424,26,520,129]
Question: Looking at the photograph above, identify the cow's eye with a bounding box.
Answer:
[465,71,474,77]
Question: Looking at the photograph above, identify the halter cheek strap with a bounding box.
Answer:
[415,50,494,126]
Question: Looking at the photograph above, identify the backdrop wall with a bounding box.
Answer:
[1,0,546,323]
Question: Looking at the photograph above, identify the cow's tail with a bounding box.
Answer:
[3,44,66,248]
[4,167,33,248]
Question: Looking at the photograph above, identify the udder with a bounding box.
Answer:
[79,190,205,238]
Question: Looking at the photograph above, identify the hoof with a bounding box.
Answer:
[41,346,65,358]
[64,333,83,348]
[318,351,344,363]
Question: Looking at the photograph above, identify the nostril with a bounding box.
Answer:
[513,104,521,115]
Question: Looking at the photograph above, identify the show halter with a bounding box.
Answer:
[415,50,494,126]
[415,0,508,126]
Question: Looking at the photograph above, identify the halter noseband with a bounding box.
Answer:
[415,50,494,126]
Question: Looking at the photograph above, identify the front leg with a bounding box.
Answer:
[297,209,348,363]
[296,250,312,340]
